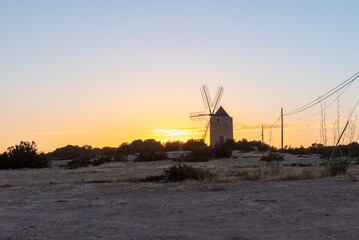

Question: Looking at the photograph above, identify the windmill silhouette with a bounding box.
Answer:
[190,85,224,141]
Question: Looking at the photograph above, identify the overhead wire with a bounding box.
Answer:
[284,72,359,116]
[283,80,354,120]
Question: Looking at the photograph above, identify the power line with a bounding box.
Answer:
[283,81,353,120]
[284,72,359,116]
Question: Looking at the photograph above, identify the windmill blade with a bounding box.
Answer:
[189,111,210,121]
[203,119,210,141]
[201,85,213,114]
[201,86,209,110]
[212,86,224,113]
[189,111,208,118]
[191,116,208,122]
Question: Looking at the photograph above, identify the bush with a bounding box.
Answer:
[164,164,213,182]
[66,154,125,169]
[47,145,92,160]
[228,139,274,152]
[135,151,167,162]
[0,141,49,170]
[164,140,183,151]
[92,156,112,166]
[325,158,349,176]
[214,143,232,158]
[182,139,206,151]
[260,152,284,162]
[181,147,214,162]
[66,155,93,169]
[127,139,165,154]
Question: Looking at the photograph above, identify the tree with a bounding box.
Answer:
[0,141,49,169]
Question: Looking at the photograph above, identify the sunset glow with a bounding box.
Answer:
[1,1,359,152]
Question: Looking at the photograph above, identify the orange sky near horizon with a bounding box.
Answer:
[1,120,356,153]
[1,1,359,153]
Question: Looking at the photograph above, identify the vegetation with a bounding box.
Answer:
[180,147,214,162]
[140,164,213,182]
[135,151,167,162]
[182,139,206,151]
[0,141,49,169]
[164,140,182,151]
[66,155,93,169]
[214,143,232,158]
[326,158,349,176]
[66,155,125,169]
[164,164,213,182]
[118,139,164,154]
[226,139,274,152]
[47,145,93,160]
[260,152,284,162]
[235,166,330,181]
[281,142,359,159]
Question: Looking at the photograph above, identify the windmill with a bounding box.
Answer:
[189,85,224,142]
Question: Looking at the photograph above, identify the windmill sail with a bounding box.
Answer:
[212,86,224,113]
[189,85,224,142]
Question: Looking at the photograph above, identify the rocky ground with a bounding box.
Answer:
[1,152,358,240]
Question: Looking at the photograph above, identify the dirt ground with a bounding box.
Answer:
[1,152,359,240]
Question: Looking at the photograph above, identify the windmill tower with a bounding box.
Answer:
[190,85,233,146]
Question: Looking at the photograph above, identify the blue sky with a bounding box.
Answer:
[1,0,359,151]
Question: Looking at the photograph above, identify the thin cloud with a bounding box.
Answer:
[28,130,89,135]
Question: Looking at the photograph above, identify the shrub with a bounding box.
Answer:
[260,152,284,162]
[66,154,125,168]
[325,158,349,176]
[164,140,183,151]
[164,164,213,182]
[214,143,232,158]
[182,139,206,151]
[231,139,274,152]
[0,141,49,170]
[135,151,167,162]
[128,139,165,154]
[66,155,93,169]
[47,145,92,160]
[92,156,112,166]
[180,147,214,162]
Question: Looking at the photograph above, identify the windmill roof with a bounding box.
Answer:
[213,106,230,117]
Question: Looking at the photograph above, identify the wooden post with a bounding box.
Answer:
[281,108,284,149]
[261,125,264,143]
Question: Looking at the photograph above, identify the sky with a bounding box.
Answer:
[1,0,359,152]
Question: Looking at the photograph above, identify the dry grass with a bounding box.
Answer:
[221,166,331,182]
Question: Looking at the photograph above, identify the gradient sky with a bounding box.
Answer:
[1,0,359,152]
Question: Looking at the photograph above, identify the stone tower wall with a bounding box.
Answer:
[210,116,233,146]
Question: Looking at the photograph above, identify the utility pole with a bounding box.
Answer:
[281,108,284,149]
[261,125,264,143]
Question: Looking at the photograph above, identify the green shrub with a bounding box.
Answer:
[214,143,232,158]
[180,147,214,162]
[260,152,284,162]
[92,156,112,166]
[66,154,125,168]
[164,140,183,151]
[66,155,93,169]
[0,141,49,170]
[164,164,213,182]
[135,151,167,162]
[325,158,349,176]
[182,139,206,151]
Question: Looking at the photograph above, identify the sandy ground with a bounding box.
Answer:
[1,152,359,240]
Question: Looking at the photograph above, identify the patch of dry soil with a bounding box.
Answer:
[0,157,359,240]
